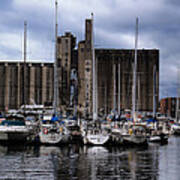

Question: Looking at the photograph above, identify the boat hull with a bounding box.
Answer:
[122,134,148,146]
[0,126,30,142]
[83,134,110,145]
[39,132,69,145]
[149,134,168,143]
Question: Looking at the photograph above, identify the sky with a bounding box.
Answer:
[0,0,180,99]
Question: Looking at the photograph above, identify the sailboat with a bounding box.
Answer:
[0,22,33,143]
[121,17,147,146]
[148,66,169,143]
[39,0,69,145]
[81,13,110,145]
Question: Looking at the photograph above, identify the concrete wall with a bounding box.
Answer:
[0,62,54,111]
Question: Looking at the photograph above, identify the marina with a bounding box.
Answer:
[0,0,180,179]
[0,105,176,146]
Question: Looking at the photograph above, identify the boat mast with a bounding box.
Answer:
[153,65,156,118]
[176,68,180,122]
[118,63,121,114]
[53,0,58,114]
[137,74,140,111]
[132,17,139,121]
[113,62,116,111]
[23,21,27,116]
[105,80,107,115]
[96,56,98,117]
[176,96,179,122]
[92,13,97,121]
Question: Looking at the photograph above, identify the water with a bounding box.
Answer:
[0,136,180,180]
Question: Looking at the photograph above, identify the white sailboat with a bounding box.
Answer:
[82,13,110,145]
[121,17,147,146]
[39,0,69,145]
[148,65,169,143]
[39,120,69,144]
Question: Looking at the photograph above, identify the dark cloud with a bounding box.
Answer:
[0,0,13,11]
[0,0,180,99]
[166,0,180,6]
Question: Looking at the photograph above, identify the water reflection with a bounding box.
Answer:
[0,138,179,179]
[0,145,60,179]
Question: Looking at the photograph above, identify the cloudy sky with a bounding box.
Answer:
[0,0,180,99]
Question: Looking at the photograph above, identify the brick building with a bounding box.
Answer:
[160,97,180,118]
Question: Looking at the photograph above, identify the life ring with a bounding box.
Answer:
[43,128,48,134]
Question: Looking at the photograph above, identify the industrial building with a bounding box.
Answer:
[0,60,54,110]
[78,18,159,116]
[0,18,159,115]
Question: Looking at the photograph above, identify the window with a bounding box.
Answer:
[57,58,61,67]
[57,38,61,43]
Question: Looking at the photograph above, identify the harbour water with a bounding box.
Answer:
[0,136,180,180]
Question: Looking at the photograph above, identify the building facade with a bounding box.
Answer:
[0,18,159,114]
[0,60,54,110]
[160,97,180,118]
[78,19,159,116]
[57,32,76,109]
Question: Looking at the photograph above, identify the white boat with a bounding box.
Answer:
[39,112,70,145]
[122,124,147,146]
[39,123,69,145]
[121,19,147,147]
[171,123,180,135]
[123,134,147,145]
[149,134,168,143]
[0,114,30,142]
[146,119,169,143]
[80,14,110,146]
[38,1,70,145]
[82,127,110,145]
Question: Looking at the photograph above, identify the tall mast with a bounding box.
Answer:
[118,63,121,114]
[132,17,139,120]
[176,68,180,121]
[113,62,116,110]
[105,80,107,115]
[153,65,156,118]
[53,0,58,114]
[92,13,97,121]
[95,57,98,117]
[23,21,27,115]
[137,74,140,111]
